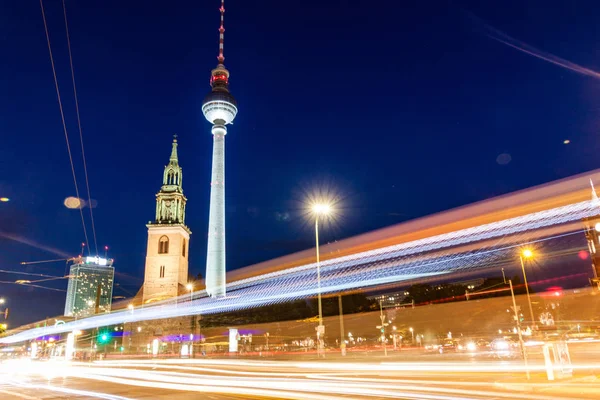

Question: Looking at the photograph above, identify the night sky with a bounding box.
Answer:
[1,0,600,326]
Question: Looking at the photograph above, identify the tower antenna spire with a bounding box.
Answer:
[218,0,225,64]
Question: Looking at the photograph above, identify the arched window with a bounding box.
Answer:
[158,236,169,254]
[182,239,186,257]
[159,265,165,278]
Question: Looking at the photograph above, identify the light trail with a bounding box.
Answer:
[2,358,595,400]
[1,197,597,343]
[469,12,600,80]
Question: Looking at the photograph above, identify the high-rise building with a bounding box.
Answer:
[142,137,191,304]
[202,0,237,298]
[64,256,115,318]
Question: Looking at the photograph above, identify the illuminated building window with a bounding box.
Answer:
[159,265,165,278]
[182,239,186,257]
[158,236,169,254]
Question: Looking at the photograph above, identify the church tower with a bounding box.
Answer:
[142,137,191,304]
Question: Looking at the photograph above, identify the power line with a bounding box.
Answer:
[20,258,68,265]
[39,0,90,253]
[62,0,98,256]
[0,269,62,278]
[0,280,66,292]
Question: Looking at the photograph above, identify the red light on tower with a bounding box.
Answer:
[578,250,589,260]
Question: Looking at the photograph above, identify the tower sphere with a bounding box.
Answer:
[202,90,238,125]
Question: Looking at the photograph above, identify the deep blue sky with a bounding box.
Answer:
[1,0,600,326]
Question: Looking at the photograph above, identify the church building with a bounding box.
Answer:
[141,137,191,304]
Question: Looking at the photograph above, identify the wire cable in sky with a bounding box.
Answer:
[0,269,63,278]
[62,0,99,256]
[0,280,66,292]
[39,0,90,253]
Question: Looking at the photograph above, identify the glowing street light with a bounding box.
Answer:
[0,298,5,305]
[311,202,332,358]
[409,327,414,344]
[186,283,194,303]
[519,249,536,329]
[128,304,134,314]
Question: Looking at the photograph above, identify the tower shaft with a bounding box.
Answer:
[205,124,227,297]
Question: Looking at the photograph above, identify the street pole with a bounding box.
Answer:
[315,216,324,358]
[510,280,530,380]
[338,294,346,356]
[520,255,536,329]
[379,300,387,357]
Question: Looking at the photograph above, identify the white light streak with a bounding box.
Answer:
[1,200,597,344]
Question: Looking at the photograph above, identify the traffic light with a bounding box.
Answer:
[98,332,110,343]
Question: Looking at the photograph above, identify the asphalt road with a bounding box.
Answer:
[0,347,599,399]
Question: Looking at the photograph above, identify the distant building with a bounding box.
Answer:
[64,256,115,318]
[448,278,484,290]
[369,292,410,309]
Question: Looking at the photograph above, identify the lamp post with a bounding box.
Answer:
[186,283,195,356]
[338,294,346,356]
[509,279,530,380]
[377,300,388,356]
[312,202,331,358]
[409,327,414,345]
[520,249,536,328]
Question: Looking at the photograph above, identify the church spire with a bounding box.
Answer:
[162,136,183,191]
[153,137,188,225]
[170,135,179,164]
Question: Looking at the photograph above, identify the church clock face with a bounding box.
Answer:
[164,200,174,220]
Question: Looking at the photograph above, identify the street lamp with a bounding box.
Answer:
[409,327,414,344]
[519,249,536,328]
[128,304,134,314]
[312,202,331,357]
[0,298,5,305]
[186,283,194,303]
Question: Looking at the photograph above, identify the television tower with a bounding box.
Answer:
[202,0,237,297]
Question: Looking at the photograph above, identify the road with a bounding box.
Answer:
[1,354,599,400]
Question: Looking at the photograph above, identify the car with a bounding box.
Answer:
[438,339,460,354]
[489,338,519,359]
[458,338,489,353]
